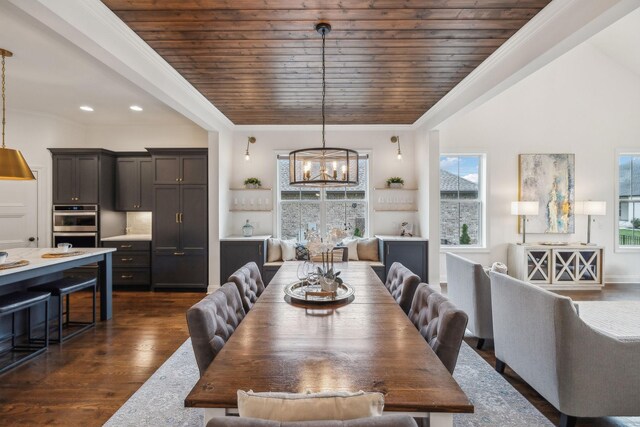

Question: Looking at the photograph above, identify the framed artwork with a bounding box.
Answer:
[519,154,575,234]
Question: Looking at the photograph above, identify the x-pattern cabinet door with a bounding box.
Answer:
[552,249,601,284]
[525,249,550,284]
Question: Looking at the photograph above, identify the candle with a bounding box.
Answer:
[332,161,338,179]
[341,165,347,181]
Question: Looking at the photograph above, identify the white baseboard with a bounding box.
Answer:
[603,275,640,285]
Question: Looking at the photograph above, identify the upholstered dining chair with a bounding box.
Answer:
[186,283,246,376]
[445,252,493,349]
[384,262,421,314]
[408,283,469,374]
[206,415,419,427]
[229,262,266,313]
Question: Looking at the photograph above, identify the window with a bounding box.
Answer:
[440,155,484,247]
[277,157,368,241]
[618,154,640,247]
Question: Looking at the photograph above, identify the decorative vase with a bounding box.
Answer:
[245,183,259,189]
[242,219,254,237]
[389,182,403,189]
[321,276,338,292]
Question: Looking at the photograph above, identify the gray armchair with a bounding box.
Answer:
[445,253,493,349]
[490,272,640,427]
[207,415,418,427]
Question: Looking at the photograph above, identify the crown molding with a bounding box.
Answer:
[413,0,640,131]
[9,0,233,132]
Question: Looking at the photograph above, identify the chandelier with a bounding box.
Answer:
[288,23,359,187]
[0,49,35,180]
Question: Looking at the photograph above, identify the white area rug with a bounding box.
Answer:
[577,301,640,340]
[104,339,552,426]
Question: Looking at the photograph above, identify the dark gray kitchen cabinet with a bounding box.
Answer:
[220,239,267,285]
[377,236,429,283]
[51,154,99,204]
[49,149,118,210]
[116,156,153,211]
[150,148,208,290]
[150,149,207,185]
[102,240,152,288]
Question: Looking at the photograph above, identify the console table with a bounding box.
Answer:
[507,243,603,290]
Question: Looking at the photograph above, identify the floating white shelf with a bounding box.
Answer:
[373,187,418,191]
[230,187,273,191]
[374,209,418,212]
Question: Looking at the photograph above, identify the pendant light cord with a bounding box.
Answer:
[1,53,6,149]
[321,29,326,149]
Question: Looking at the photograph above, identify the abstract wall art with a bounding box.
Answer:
[519,154,575,234]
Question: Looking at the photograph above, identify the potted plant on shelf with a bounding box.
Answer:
[386,177,404,189]
[244,177,262,189]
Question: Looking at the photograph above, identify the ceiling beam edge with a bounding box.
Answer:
[413,0,640,132]
[9,0,234,132]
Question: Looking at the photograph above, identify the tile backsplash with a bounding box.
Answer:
[126,212,152,235]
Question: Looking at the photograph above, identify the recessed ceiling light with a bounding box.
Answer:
[129,105,143,112]
[80,105,94,112]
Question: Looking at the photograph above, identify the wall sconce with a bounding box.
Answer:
[390,136,402,160]
[245,136,256,161]
[511,201,539,244]
[575,201,606,245]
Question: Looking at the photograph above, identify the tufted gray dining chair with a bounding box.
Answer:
[384,262,421,314]
[186,283,246,376]
[408,283,468,374]
[229,262,267,313]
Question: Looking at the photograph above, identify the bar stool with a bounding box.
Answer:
[29,276,96,343]
[0,291,51,374]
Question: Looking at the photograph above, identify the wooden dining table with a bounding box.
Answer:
[185,261,473,426]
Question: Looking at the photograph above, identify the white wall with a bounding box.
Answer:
[225,127,419,238]
[437,41,640,283]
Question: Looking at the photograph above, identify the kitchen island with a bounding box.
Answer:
[0,247,116,320]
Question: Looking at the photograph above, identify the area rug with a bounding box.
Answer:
[104,339,552,426]
[576,301,640,340]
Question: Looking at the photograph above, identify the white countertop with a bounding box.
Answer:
[0,248,116,277]
[375,234,428,241]
[101,234,152,242]
[221,235,271,241]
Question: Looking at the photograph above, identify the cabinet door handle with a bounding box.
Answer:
[176,213,180,223]
[179,213,183,223]
[174,252,185,256]
[258,244,262,256]
[121,258,134,262]
[120,244,133,248]
[175,178,180,182]
[121,274,134,279]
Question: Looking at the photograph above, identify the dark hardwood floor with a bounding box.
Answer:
[0,285,638,426]
[461,283,640,427]
[0,290,204,426]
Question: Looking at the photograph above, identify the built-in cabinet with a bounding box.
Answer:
[115,155,153,211]
[507,243,604,290]
[220,237,268,285]
[51,152,101,204]
[103,240,151,287]
[377,235,429,282]
[149,148,208,290]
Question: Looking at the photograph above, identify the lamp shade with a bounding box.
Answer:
[575,201,606,216]
[0,147,36,180]
[511,201,539,216]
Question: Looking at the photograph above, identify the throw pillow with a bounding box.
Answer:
[267,238,282,262]
[237,390,384,422]
[357,238,379,261]
[295,244,310,261]
[341,238,359,261]
[281,240,297,261]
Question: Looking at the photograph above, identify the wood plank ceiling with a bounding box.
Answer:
[101,0,551,125]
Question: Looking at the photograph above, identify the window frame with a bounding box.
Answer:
[615,150,640,252]
[439,153,487,250]
[275,153,370,241]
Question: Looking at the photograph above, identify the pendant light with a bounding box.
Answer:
[0,49,35,180]
[288,23,359,187]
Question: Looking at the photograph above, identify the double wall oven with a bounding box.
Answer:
[52,205,99,248]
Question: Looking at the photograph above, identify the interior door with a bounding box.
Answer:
[0,172,39,249]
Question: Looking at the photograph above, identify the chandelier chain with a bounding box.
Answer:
[321,29,326,149]
[1,53,5,149]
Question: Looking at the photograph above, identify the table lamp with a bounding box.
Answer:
[511,201,539,244]
[575,201,606,245]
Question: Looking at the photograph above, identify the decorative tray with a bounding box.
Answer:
[42,251,85,258]
[0,260,29,270]
[539,241,569,246]
[284,280,354,304]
